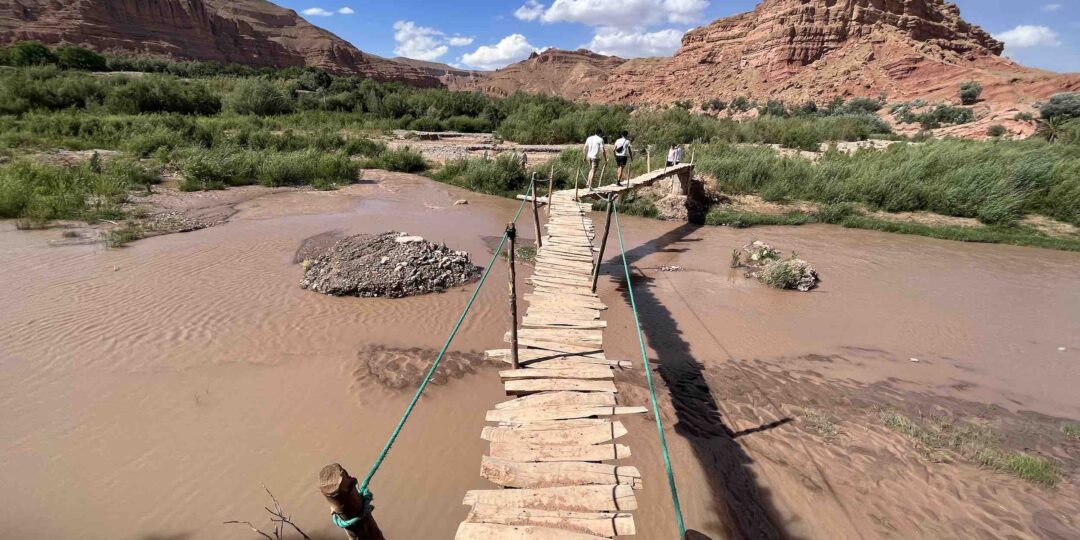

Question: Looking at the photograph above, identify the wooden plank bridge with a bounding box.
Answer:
[455,164,694,539]
[320,164,695,540]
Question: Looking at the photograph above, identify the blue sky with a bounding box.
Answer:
[275,0,1080,72]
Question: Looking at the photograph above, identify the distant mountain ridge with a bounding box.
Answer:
[0,0,441,86]
[2,0,1076,109]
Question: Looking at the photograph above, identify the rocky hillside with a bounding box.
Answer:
[448,49,629,100]
[0,0,440,86]
[470,0,1077,110]
[585,0,1079,106]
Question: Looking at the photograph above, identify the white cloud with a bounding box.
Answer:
[538,0,707,30]
[995,25,1062,48]
[302,7,334,16]
[586,27,684,57]
[1041,3,1062,12]
[461,34,539,70]
[515,0,546,21]
[338,6,354,14]
[393,21,449,61]
[393,21,475,61]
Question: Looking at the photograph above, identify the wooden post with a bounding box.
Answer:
[530,173,543,249]
[319,464,384,540]
[598,162,607,189]
[546,164,555,216]
[506,223,520,370]
[574,167,581,201]
[591,193,616,294]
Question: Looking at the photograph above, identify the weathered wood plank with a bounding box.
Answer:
[481,421,627,445]
[489,441,631,462]
[462,485,637,512]
[485,406,647,423]
[466,503,636,537]
[500,368,613,380]
[494,391,616,411]
[479,457,639,490]
[455,522,606,540]
[485,349,606,362]
[504,378,617,394]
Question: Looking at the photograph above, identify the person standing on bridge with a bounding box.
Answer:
[666,144,683,167]
[583,129,607,191]
[613,131,633,186]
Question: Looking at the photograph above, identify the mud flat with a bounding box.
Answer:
[1,171,1078,539]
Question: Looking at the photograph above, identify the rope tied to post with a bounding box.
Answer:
[611,198,688,538]
[332,177,537,529]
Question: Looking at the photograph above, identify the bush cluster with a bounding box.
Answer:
[695,139,1080,227]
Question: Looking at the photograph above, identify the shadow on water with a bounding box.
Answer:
[607,221,793,540]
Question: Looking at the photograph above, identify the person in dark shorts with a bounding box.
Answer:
[613,131,633,186]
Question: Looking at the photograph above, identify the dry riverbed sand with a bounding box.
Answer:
[1,171,1078,539]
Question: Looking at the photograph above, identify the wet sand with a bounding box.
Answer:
[1,172,1079,539]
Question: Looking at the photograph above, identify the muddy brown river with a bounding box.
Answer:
[1,172,1078,539]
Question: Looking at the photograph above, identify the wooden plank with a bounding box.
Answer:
[514,338,604,355]
[494,391,616,411]
[466,504,636,537]
[485,406,647,423]
[500,368,613,380]
[478,457,639,490]
[525,358,631,370]
[514,328,603,343]
[462,485,637,512]
[504,378,616,394]
[455,522,606,540]
[486,349,606,362]
[481,421,627,445]
[522,319,607,330]
[489,441,631,462]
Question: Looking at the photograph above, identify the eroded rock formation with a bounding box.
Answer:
[0,0,440,85]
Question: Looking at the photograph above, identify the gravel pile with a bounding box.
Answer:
[300,231,481,298]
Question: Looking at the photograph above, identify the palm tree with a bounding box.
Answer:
[1036,116,1067,142]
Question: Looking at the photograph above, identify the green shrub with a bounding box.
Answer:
[1038,93,1080,121]
[104,75,221,115]
[780,125,823,151]
[758,100,789,117]
[960,82,983,105]
[432,154,527,196]
[10,41,55,66]
[226,79,293,115]
[840,97,883,115]
[987,124,1007,138]
[363,147,426,173]
[55,46,107,71]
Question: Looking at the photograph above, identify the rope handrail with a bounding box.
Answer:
[337,178,537,527]
[612,199,687,538]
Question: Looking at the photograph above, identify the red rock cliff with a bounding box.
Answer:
[0,0,440,86]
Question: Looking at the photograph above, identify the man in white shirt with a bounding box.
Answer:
[613,131,633,186]
[666,144,683,167]
[582,130,606,190]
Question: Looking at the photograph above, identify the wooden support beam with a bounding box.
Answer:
[318,464,384,540]
[592,193,615,294]
[506,223,519,370]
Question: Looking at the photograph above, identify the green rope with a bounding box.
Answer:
[612,199,687,538]
[341,179,536,525]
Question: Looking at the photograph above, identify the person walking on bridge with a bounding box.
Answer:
[613,131,633,186]
[583,129,607,190]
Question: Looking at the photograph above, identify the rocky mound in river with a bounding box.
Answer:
[0,0,440,86]
[735,240,820,292]
[300,232,481,298]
